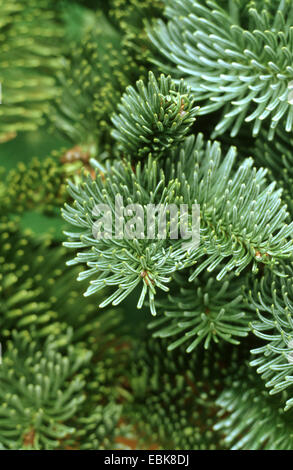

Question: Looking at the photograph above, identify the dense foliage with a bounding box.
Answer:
[0,0,293,450]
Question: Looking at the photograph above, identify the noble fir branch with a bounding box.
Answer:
[109,0,163,67]
[0,156,70,216]
[124,337,248,450]
[148,0,293,139]
[59,322,129,450]
[50,11,139,152]
[248,262,293,411]
[254,126,293,215]
[111,71,199,159]
[148,270,250,353]
[62,132,293,315]
[167,134,293,279]
[3,0,293,451]
[62,155,193,316]
[215,365,293,450]
[0,219,112,345]
[0,331,91,450]
[76,404,122,450]
[0,0,63,139]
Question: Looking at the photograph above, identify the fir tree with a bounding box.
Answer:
[1,0,293,451]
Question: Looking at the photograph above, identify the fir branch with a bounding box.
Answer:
[62,133,293,315]
[168,134,293,279]
[148,0,293,139]
[148,270,250,352]
[0,331,91,450]
[50,11,139,152]
[62,156,195,315]
[0,0,63,139]
[124,337,234,450]
[215,365,293,450]
[249,262,293,411]
[254,126,293,215]
[111,71,199,159]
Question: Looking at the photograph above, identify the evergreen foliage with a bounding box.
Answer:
[62,132,293,315]
[168,135,293,279]
[111,71,199,159]
[62,155,192,315]
[0,0,63,139]
[148,270,250,352]
[125,338,228,450]
[148,0,293,139]
[254,126,293,214]
[215,364,293,450]
[109,0,163,67]
[0,331,91,450]
[1,0,293,451]
[50,2,163,154]
[0,220,70,342]
[50,11,137,152]
[0,156,68,215]
[249,262,293,410]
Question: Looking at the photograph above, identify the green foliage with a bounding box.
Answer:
[77,403,122,450]
[254,126,293,215]
[2,0,293,451]
[171,135,293,280]
[148,270,250,352]
[249,262,293,411]
[109,0,163,66]
[111,71,199,159]
[62,132,293,315]
[62,159,193,315]
[0,220,128,449]
[166,133,293,279]
[0,0,63,138]
[148,0,293,139]
[125,337,231,450]
[0,331,91,450]
[215,365,293,450]
[50,11,139,152]
[51,1,165,154]
[0,219,125,349]
[0,156,68,215]
[0,220,82,342]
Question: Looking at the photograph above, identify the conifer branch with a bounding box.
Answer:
[249,262,293,411]
[0,332,91,450]
[111,71,199,159]
[148,0,293,139]
[0,0,63,139]
[62,133,293,315]
[215,365,293,450]
[148,270,250,352]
